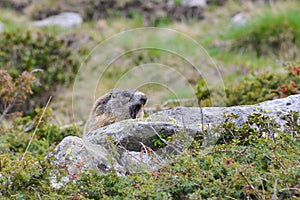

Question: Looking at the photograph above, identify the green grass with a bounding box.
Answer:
[0,8,29,31]
[225,9,300,59]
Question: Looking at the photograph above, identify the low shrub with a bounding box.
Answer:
[0,70,36,121]
[0,30,80,112]
[225,63,300,106]
[0,106,81,198]
[0,107,81,155]
[0,153,55,198]
[196,62,300,106]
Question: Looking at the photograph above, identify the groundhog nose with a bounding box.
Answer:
[140,96,147,105]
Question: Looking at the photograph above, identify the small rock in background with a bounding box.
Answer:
[32,12,83,29]
[0,21,4,32]
[181,0,207,8]
[231,12,249,27]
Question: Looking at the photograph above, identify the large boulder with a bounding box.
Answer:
[53,136,124,176]
[54,120,200,176]
[150,94,300,128]
[54,94,300,176]
[32,12,83,29]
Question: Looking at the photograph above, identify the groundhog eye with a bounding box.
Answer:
[122,92,131,98]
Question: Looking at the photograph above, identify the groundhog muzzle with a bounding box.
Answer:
[84,89,147,134]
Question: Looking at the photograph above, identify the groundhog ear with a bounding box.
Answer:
[93,92,112,115]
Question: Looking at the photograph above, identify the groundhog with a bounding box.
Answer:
[83,89,147,134]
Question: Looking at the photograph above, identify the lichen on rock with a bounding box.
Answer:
[54,94,300,176]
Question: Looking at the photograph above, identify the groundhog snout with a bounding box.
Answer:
[139,95,147,105]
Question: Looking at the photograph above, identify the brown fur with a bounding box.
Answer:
[84,89,147,134]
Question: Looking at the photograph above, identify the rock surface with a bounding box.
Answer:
[54,94,300,176]
[231,12,249,26]
[181,0,207,8]
[32,12,83,29]
[0,21,4,32]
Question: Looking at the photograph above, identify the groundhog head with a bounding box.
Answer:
[84,89,147,134]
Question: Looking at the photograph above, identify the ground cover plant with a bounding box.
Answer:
[196,61,300,106]
[0,29,83,113]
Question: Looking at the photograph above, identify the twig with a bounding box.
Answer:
[224,196,237,200]
[161,98,196,107]
[116,140,162,167]
[115,141,142,163]
[148,123,183,155]
[205,149,230,156]
[239,171,263,200]
[139,142,150,164]
[236,147,248,158]
[199,100,205,133]
[139,142,165,164]
[21,96,52,161]
[144,99,195,115]
[0,69,43,123]
[147,120,188,158]
[144,107,168,113]
[272,179,277,200]
[0,87,22,122]
[148,124,169,146]
[263,153,287,174]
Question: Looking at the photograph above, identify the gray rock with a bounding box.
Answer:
[152,94,300,127]
[53,136,125,176]
[181,0,207,8]
[0,21,4,33]
[32,12,83,29]
[54,94,300,176]
[231,12,249,27]
[85,120,199,151]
